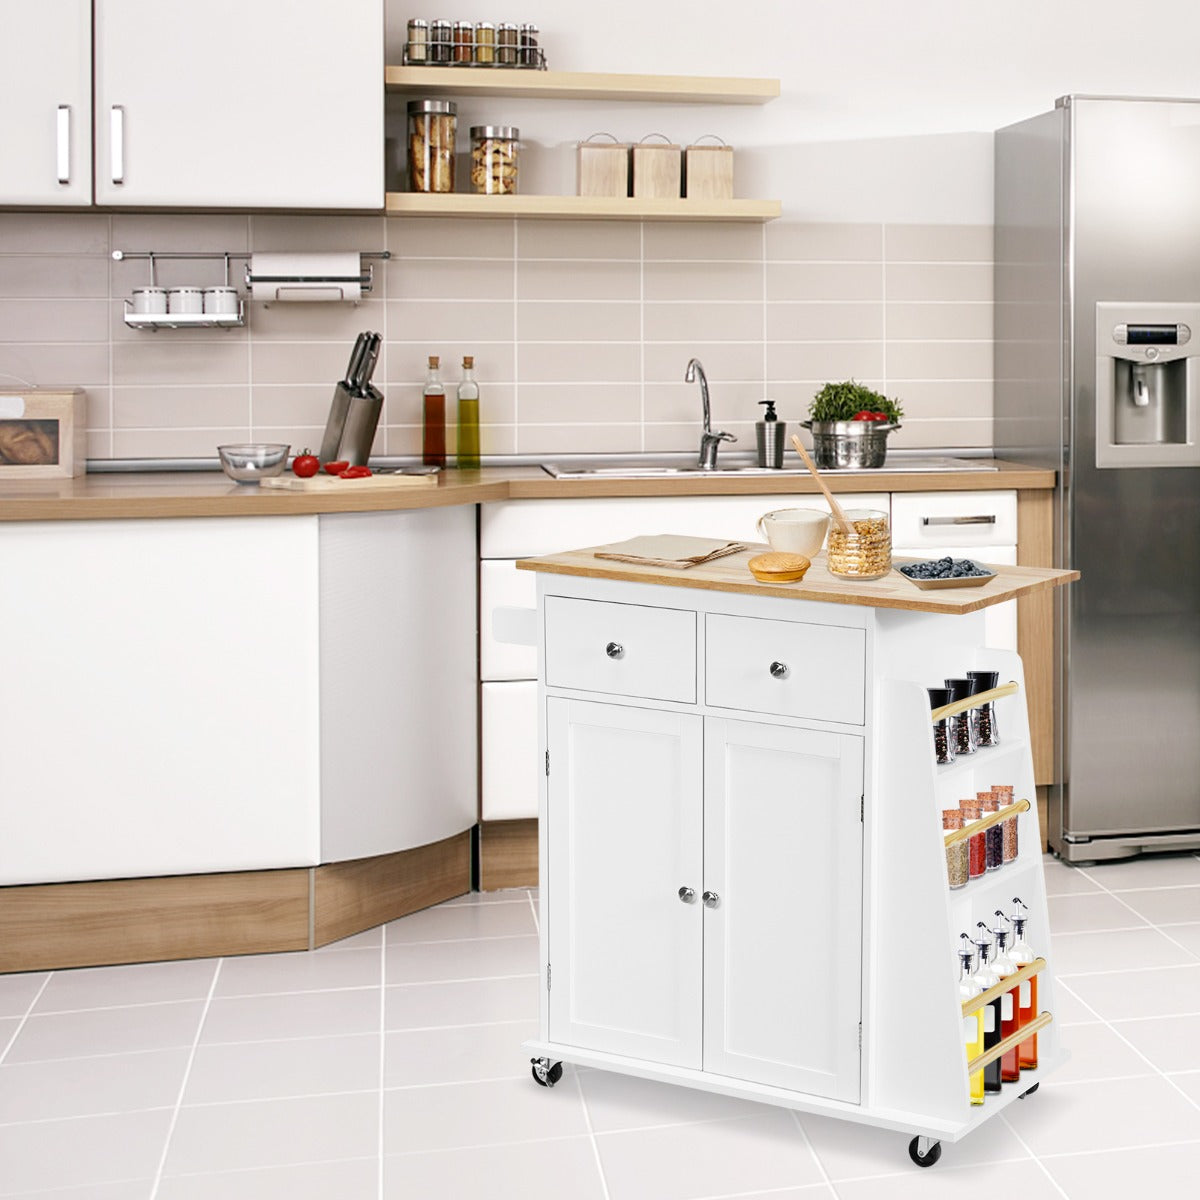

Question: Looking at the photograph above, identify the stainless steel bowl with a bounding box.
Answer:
[217,443,290,483]
[800,421,900,469]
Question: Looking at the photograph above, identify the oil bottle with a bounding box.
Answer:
[970,926,1003,1094]
[958,936,985,1105]
[987,915,1021,1083]
[422,354,446,467]
[456,355,480,469]
[1009,898,1039,1071]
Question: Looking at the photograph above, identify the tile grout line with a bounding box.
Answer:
[148,957,224,1199]
[995,1107,1074,1199]
[572,1070,612,1200]
[527,889,540,935]
[786,1109,838,1198]
[0,972,53,1066]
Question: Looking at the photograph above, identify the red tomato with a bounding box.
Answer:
[324,460,350,475]
[292,449,319,478]
[851,410,889,422]
[339,465,373,479]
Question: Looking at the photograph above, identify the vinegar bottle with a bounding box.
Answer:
[958,936,985,1105]
[970,927,1003,1094]
[987,915,1021,1083]
[422,355,446,467]
[1009,898,1039,1070]
[456,355,480,469]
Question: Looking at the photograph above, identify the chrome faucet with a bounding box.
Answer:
[685,357,737,469]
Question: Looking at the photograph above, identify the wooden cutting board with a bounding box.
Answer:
[260,472,437,491]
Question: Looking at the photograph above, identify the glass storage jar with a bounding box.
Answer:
[429,20,452,64]
[407,100,456,194]
[406,18,428,64]
[928,686,955,766]
[474,22,495,64]
[826,508,891,580]
[942,809,968,890]
[470,126,519,194]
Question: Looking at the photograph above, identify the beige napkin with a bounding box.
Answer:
[594,535,749,569]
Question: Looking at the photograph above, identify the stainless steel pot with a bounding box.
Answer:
[800,420,900,469]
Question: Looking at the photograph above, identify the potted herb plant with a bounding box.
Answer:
[801,380,904,468]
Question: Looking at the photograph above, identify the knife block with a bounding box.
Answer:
[319,382,382,466]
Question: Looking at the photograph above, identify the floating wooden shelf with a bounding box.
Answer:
[384,192,781,222]
[385,66,780,105]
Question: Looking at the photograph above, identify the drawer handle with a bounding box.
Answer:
[920,514,996,526]
[702,890,721,909]
[769,661,789,679]
[605,642,625,660]
[678,886,696,903]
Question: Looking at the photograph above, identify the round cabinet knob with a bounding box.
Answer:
[605,642,625,659]
[702,890,721,909]
[678,886,696,903]
[769,661,789,679]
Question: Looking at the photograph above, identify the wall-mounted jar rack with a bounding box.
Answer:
[114,250,249,331]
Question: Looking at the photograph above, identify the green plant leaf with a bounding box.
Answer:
[808,380,903,423]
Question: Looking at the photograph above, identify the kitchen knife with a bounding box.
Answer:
[342,332,370,394]
[355,332,381,394]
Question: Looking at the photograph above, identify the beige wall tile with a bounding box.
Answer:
[766,342,886,382]
[766,262,883,302]
[644,380,766,425]
[384,345,514,387]
[390,217,515,260]
[380,423,422,456]
[517,259,639,301]
[516,220,639,260]
[388,258,513,301]
[0,300,108,343]
[113,339,248,386]
[885,262,993,302]
[111,214,250,253]
[516,423,642,455]
[0,255,109,298]
[643,422,705,453]
[248,299,384,342]
[112,385,251,430]
[517,383,641,425]
[885,301,993,341]
[886,224,992,262]
[0,343,109,387]
[517,301,640,342]
[86,428,114,458]
[251,340,365,386]
[889,417,992,449]
[250,384,339,429]
[892,379,993,417]
[249,215,386,254]
[0,213,110,254]
[385,299,514,343]
[886,340,992,380]
[643,342,763,384]
[113,428,251,458]
[643,260,762,303]
[642,222,762,261]
[518,342,640,384]
[643,301,762,342]
[766,301,885,342]
[766,222,882,262]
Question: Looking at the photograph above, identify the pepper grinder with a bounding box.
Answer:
[756,399,786,468]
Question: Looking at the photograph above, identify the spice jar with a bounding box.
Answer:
[470,126,519,195]
[959,799,987,880]
[406,18,428,64]
[977,791,1003,871]
[474,22,495,64]
[928,686,955,766]
[519,23,540,67]
[407,100,456,194]
[453,21,473,64]
[967,669,1001,748]
[826,509,891,580]
[945,677,977,757]
[429,20,452,64]
[993,783,1018,862]
[497,23,518,65]
[943,809,968,890]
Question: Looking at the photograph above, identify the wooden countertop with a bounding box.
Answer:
[518,544,1078,615]
[0,460,1055,523]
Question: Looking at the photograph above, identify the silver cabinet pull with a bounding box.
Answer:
[111,105,125,184]
[920,514,996,526]
[769,661,789,679]
[56,106,71,184]
[678,886,696,903]
[605,642,624,659]
[702,890,720,908]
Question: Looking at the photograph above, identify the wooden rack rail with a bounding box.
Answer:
[944,799,1032,848]
[961,957,1046,1016]
[967,1012,1053,1074]
[930,681,1019,724]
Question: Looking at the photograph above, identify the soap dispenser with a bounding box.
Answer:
[756,399,786,468]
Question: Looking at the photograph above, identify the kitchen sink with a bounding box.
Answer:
[541,457,996,479]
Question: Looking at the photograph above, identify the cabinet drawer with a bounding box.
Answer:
[545,596,696,703]
[705,614,865,725]
[890,491,1017,547]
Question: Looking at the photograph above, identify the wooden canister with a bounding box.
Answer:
[577,133,630,198]
[632,134,682,199]
[685,135,734,200]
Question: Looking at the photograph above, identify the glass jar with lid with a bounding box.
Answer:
[826,508,891,580]
[407,100,456,194]
[470,126,519,195]
[497,23,518,65]
[405,19,428,64]
[474,22,496,64]
[429,20,452,64]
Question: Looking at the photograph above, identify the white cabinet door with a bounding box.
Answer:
[481,681,538,820]
[0,0,91,206]
[703,718,864,1101]
[94,0,383,208]
[547,698,703,1068]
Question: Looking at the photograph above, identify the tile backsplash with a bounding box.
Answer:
[0,212,993,461]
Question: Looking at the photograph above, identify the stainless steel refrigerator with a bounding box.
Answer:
[995,95,1200,863]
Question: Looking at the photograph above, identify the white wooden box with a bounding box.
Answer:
[0,387,86,478]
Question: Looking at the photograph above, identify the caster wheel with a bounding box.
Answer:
[908,1136,942,1168]
[530,1058,563,1087]
[1019,1082,1040,1099]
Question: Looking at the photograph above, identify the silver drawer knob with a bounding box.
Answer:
[702,890,721,909]
[769,661,789,679]
[678,886,696,903]
[605,642,625,659]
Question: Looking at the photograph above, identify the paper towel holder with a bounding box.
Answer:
[244,251,390,304]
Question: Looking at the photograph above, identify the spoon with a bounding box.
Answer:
[790,434,853,535]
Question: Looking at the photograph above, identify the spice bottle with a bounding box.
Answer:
[945,677,977,756]
[1009,898,1039,1071]
[474,22,495,64]
[942,809,968,890]
[406,18,428,64]
[407,100,456,194]
[968,669,1001,748]
[959,798,986,879]
[423,355,446,468]
[429,20,452,64]
[994,783,1018,862]
[977,790,1003,871]
[970,927,1003,1094]
[986,916,1021,1083]
[519,23,540,66]
[470,126,519,195]
[958,938,986,1106]
[928,686,955,766]
[456,355,480,469]
[453,21,473,63]
[497,22,518,65]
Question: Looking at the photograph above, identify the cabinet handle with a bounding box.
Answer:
[56,106,71,184]
[605,641,624,659]
[111,105,125,185]
[702,890,721,909]
[678,886,696,903]
[769,661,789,679]
[920,514,996,526]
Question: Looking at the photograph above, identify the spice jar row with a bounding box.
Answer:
[407,100,520,195]
[405,18,544,67]
[927,670,1001,767]
[943,785,1020,890]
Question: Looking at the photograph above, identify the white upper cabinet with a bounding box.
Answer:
[93,0,383,209]
[0,0,92,205]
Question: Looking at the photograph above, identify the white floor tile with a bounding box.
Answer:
[312,925,382,952]
[384,974,539,1030]
[213,947,381,997]
[3,1001,205,1064]
[1167,1070,1200,1106]
[832,1158,1065,1200]
[383,1019,537,1087]
[183,1033,381,1104]
[2,1183,152,1200]
[443,887,536,907]
[1042,1141,1200,1200]
[384,898,537,944]
[0,1108,172,1193]
[577,1066,774,1133]
[1050,926,1198,976]
[198,987,379,1044]
[1109,1014,1200,1072]
[32,960,216,1014]
[595,1111,824,1200]
[1047,892,1149,933]
[1159,922,1200,957]
[1000,1074,1200,1155]
[1052,984,1104,1025]
[0,973,48,1019]
[1041,857,1102,896]
[0,1017,20,1058]
[1063,963,1200,1021]
[156,1157,378,1200]
[383,934,539,985]
[383,1137,605,1199]
[0,1047,189,1123]
[1053,1022,1159,1083]
[1113,886,1200,927]
[162,1092,379,1176]
[1080,852,1200,891]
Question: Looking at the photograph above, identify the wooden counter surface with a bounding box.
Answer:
[519,544,1078,615]
[0,460,1054,522]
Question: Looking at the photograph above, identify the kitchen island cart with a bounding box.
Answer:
[516,544,1077,1166]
